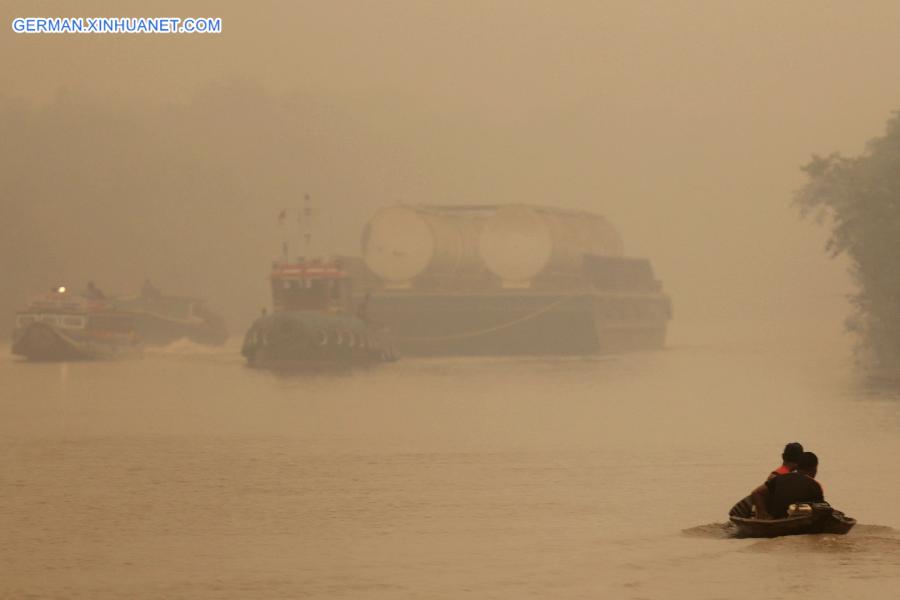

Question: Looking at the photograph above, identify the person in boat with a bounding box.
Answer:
[84,281,107,300]
[728,441,804,518]
[141,278,162,299]
[750,451,824,520]
[767,441,803,480]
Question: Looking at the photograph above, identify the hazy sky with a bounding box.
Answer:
[4,1,900,330]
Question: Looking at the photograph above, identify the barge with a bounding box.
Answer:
[356,204,672,356]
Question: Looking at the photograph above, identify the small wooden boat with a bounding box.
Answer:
[729,503,856,538]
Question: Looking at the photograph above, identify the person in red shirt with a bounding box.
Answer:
[728,442,804,518]
[767,442,804,480]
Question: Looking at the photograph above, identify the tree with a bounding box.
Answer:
[795,111,900,369]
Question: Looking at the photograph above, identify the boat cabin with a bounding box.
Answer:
[270,260,353,313]
[15,288,137,334]
[15,312,88,331]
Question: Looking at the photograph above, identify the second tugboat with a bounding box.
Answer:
[12,285,142,361]
[241,258,396,370]
[11,281,228,361]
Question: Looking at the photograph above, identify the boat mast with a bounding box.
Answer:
[299,193,324,261]
[278,207,289,261]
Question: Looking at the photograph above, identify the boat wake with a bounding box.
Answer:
[145,337,237,357]
[682,522,736,539]
[683,522,899,551]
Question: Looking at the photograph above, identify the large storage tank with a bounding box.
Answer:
[478,205,624,286]
[361,205,488,287]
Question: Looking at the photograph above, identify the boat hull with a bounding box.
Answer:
[729,504,856,538]
[131,312,228,346]
[364,290,670,356]
[242,311,395,370]
[11,322,141,361]
[114,295,228,347]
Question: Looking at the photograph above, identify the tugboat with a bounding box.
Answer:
[11,285,142,361]
[11,281,228,361]
[241,258,396,370]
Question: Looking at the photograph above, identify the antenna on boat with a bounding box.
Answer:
[299,193,315,260]
[277,208,289,261]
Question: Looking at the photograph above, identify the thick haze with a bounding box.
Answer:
[4,1,898,335]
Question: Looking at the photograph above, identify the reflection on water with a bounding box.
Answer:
[2,320,899,599]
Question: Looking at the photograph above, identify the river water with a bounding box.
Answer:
[2,317,899,599]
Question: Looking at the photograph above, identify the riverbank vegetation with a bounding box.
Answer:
[796,111,900,370]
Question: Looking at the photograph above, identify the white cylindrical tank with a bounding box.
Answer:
[361,206,487,286]
[478,205,624,285]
